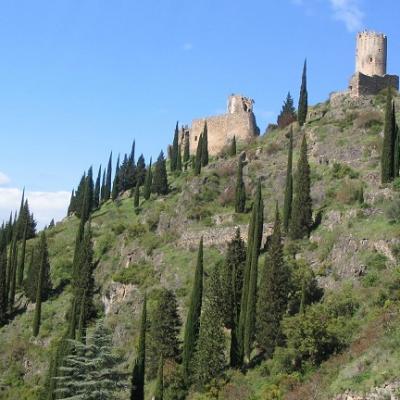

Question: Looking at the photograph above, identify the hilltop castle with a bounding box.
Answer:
[349,31,399,96]
[179,94,259,156]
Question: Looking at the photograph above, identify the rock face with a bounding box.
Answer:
[102,281,137,315]
[333,381,400,400]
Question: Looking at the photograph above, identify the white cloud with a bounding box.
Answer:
[182,42,193,51]
[0,172,10,185]
[329,0,364,32]
[0,187,70,229]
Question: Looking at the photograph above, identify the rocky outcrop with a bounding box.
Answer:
[333,381,400,400]
[102,281,137,315]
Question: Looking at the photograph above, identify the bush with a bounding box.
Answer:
[335,179,364,205]
[112,261,157,288]
[331,162,359,179]
[386,197,400,223]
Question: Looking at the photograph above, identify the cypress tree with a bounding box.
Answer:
[100,169,106,203]
[93,165,101,210]
[381,89,396,183]
[297,60,308,126]
[256,204,290,356]
[171,121,179,172]
[176,144,182,172]
[147,288,181,378]
[194,134,203,175]
[283,128,293,232]
[193,263,226,386]
[154,357,164,400]
[130,295,147,400]
[104,152,113,201]
[33,232,51,337]
[67,189,75,215]
[235,157,246,213]
[143,158,152,200]
[201,122,209,167]
[112,156,120,200]
[134,182,140,209]
[86,166,94,214]
[290,134,313,239]
[152,151,169,195]
[182,238,204,382]
[183,135,190,170]
[243,182,263,362]
[130,140,136,165]
[136,154,146,186]
[8,236,18,311]
[229,136,237,157]
[17,222,28,287]
[0,232,7,325]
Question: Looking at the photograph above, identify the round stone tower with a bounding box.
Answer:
[227,94,254,114]
[355,31,387,77]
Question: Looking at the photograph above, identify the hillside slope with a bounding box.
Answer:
[1,90,400,400]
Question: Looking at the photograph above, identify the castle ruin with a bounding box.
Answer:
[349,31,399,97]
[180,94,259,156]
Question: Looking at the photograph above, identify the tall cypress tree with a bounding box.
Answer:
[104,152,113,201]
[86,166,94,214]
[243,182,263,362]
[100,169,106,203]
[143,158,152,200]
[152,151,169,195]
[201,122,209,167]
[17,221,28,287]
[33,232,51,337]
[193,263,226,386]
[154,357,164,400]
[171,121,179,172]
[256,204,290,356]
[130,140,136,166]
[8,236,18,312]
[290,134,313,239]
[235,158,246,213]
[194,134,203,175]
[183,135,190,170]
[297,60,308,126]
[176,144,182,172]
[182,238,204,382]
[93,165,101,210]
[381,88,396,183]
[229,136,237,157]
[131,295,147,400]
[283,128,293,232]
[0,231,8,325]
[112,156,120,200]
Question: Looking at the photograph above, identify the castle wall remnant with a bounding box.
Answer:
[349,31,399,97]
[180,94,259,156]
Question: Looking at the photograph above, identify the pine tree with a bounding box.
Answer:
[152,151,169,195]
[297,60,308,126]
[283,128,293,232]
[193,263,226,386]
[131,295,146,400]
[277,92,297,128]
[201,122,209,167]
[235,157,246,213]
[143,159,153,200]
[171,121,179,172]
[55,322,125,399]
[290,134,313,239]
[194,134,203,175]
[112,156,120,200]
[183,135,190,170]
[147,288,181,378]
[182,238,204,381]
[154,357,164,400]
[256,204,290,356]
[104,152,113,201]
[229,136,237,157]
[381,88,396,183]
[93,165,101,209]
[136,154,146,186]
[243,182,263,362]
[33,232,51,336]
[134,182,140,209]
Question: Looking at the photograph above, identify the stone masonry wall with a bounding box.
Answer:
[350,72,399,97]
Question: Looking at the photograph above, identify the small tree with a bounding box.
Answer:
[277,92,297,128]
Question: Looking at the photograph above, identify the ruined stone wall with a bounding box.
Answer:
[188,111,257,155]
[350,71,399,97]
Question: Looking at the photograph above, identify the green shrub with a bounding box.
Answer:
[386,197,400,223]
[331,162,359,179]
[112,261,157,288]
[127,222,147,238]
[111,223,126,235]
[335,179,364,205]
[362,271,379,287]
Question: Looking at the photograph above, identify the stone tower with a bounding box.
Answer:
[180,94,259,156]
[355,31,387,77]
[349,31,398,97]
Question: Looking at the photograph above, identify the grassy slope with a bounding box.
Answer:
[1,91,400,399]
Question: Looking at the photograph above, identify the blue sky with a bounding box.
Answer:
[0,0,399,227]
